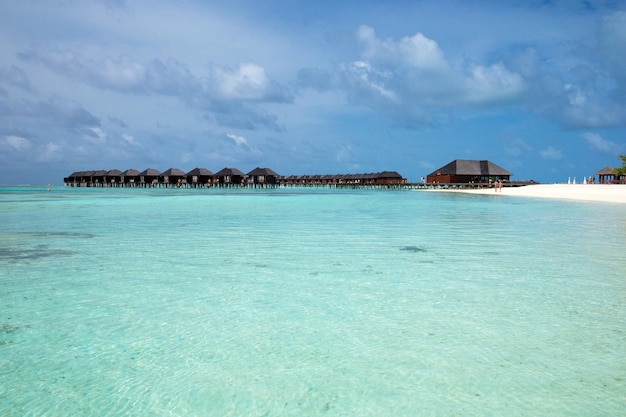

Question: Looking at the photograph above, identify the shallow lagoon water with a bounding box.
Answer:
[1,186,625,416]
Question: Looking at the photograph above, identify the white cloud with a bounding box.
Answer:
[18,45,292,131]
[19,47,193,95]
[2,135,32,151]
[519,12,626,130]
[85,127,107,144]
[327,25,527,125]
[539,146,562,160]
[121,133,137,146]
[212,63,270,100]
[357,25,447,70]
[581,132,622,154]
[464,63,525,104]
[340,61,397,102]
[227,133,248,146]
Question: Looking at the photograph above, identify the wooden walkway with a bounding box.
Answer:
[63,181,532,190]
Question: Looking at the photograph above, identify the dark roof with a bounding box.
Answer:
[139,168,161,176]
[160,168,186,176]
[595,166,615,175]
[122,169,140,176]
[106,169,122,176]
[377,171,403,178]
[214,167,245,176]
[186,167,214,176]
[428,160,512,176]
[92,170,108,176]
[247,167,279,176]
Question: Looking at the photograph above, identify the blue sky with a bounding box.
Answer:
[1,0,625,184]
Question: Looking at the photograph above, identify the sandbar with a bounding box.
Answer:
[423,184,626,204]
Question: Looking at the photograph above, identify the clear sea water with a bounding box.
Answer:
[1,186,625,416]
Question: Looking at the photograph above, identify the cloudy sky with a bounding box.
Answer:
[1,0,625,184]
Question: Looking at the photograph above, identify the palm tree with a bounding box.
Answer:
[614,155,626,177]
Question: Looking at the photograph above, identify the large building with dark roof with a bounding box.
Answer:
[426,160,512,184]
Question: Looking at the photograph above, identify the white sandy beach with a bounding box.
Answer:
[425,184,626,204]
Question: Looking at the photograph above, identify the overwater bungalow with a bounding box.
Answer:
[214,167,245,187]
[159,168,186,187]
[80,171,94,186]
[186,168,214,188]
[121,169,140,187]
[105,169,122,187]
[91,170,107,187]
[426,160,512,185]
[372,171,405,185]
[65,171,84,186]
[138,168,161,187]
[247,167,280,187]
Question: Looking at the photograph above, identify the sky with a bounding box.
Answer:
[1,0,625,184]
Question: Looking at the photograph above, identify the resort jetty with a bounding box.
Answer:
[64,159,623,191]
[63,159,520,189]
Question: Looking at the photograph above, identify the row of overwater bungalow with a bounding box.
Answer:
[64,167,407,188]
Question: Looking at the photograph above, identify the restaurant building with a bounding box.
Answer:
[426,160,512,184]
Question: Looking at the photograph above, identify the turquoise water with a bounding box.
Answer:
[1,186,625,416]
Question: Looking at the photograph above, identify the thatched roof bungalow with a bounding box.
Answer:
[80,171,95,185]
[105,169,122,185]
[186,168,214,186]
[373,171,405,185]
[214,167,245,186]
[66,171,84,185]
[595,166,614,184]
[121,169,140,185]
[247,167,279,185]
[91,170,108,186]
[159,168,186,186]
[138,168,160,186]
[594,166,625,184]
[426,160,512,184]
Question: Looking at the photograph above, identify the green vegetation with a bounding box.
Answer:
[615,155,626,177]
